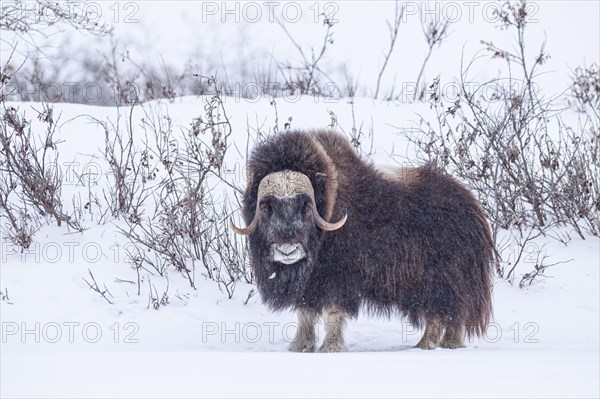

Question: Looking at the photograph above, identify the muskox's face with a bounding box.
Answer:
[230,170,347,308]
[258,193,314,265]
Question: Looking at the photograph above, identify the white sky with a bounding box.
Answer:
[2,1,599,98]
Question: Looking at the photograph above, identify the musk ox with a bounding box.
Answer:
[230,129,495,352]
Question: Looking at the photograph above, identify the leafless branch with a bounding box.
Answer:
[374,1,403,100]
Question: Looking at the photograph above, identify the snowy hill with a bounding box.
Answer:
[1,97,598,398]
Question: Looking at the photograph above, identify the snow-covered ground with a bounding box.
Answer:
[0,97,598,398]
[1,1,599,398]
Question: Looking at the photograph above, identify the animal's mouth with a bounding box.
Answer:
[271,243,306,265]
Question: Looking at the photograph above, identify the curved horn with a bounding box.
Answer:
[229,172,272,236]
[312,204,347,231]
[230,170,347,235]
[229,215,258,236]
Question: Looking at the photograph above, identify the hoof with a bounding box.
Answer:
[289,341,316,353]
[440,341,465,349]
[415,339,439,350]
[318,341,347,353]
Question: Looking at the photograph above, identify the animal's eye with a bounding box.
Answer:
[259,201,270,215]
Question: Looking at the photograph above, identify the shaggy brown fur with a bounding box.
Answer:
[240,129,495,349]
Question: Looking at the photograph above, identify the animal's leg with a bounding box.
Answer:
[319,305,348,352]
[440,324,465,349]
[289,308,318,352]
[415,315,444,350]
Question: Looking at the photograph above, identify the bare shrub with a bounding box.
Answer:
[147,276,169,310]
[374,1,403,100]
[0,1,109,36]
[0,287,13,304]
[1,105,59,218]
[97,39,196,106]
[82,269,113,304]
[0,177,38,250]
[402,0,598,286]
[275,13,338,97]
[569,63,600,115]
[1,1,110,104]
[114,76,251,298]
[4,35,220,106]
[412,13,450,102]
[89,103,152,224]
[0,100,84,247]
[1,6,346,105]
